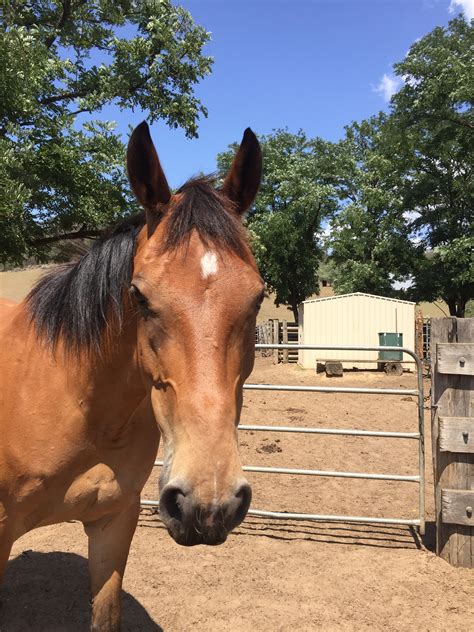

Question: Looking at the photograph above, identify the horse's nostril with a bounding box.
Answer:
[236,482,252,502]
[160,485,186,523]
[160,481,252,546]
[228,482,252,529]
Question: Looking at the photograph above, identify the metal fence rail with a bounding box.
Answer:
[239,424,420,439]
[141,344,425,535]
[153,459,420,482]
[244,383,419,395]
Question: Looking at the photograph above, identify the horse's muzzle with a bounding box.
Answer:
[159,481,252,546]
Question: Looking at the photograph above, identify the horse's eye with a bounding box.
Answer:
[256,290,265,312]
[129,285,149,311]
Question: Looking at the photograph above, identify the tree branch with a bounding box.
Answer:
[39,89,87,105]
[45,0,72,49]
[408,110,474,131]
[39,72,151,109]
[28,228,102,247]
[439,114,474,131]
[67,106,94,117]
[44,0,88,49]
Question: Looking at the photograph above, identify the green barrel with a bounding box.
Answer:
[378,332,403,361]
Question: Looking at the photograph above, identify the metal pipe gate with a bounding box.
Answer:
[141,344,425,535]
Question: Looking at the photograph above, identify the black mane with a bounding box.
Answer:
[26,177,247,353]
[26,213,146,354]
[168,176,245,255]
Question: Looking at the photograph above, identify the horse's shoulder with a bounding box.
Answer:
[0,297,19,309]
[0,300,30,359]
[0,298,24,329]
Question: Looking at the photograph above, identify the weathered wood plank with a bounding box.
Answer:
[272,319,279,364]
[430,317,474,568]
[441,489,474,526]
[439,416,474,453]
[415,309,424,361]
[282,320,288,364]
[437,343,474,376]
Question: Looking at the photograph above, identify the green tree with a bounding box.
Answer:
[0,0,212,265]
[218,129,339,322]
[390,16,473,316]
[327,115,416,297]
[412,237,474,316]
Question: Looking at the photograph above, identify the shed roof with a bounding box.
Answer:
[302,292,415,306]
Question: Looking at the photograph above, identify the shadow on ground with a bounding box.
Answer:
[139,510,430,551]
[420,520,436,552]
[1,551,162,632]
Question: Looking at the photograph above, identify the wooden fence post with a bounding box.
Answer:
[272,319,280,364]
[415,309,424,361]
[265,320,272,357]
[282,320,288,363]
[430,317,474,568]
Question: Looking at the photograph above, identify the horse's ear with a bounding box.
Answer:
[127,121,171,211]
[222,128,262,215]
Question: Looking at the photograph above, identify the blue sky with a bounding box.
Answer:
[84,0,472,187]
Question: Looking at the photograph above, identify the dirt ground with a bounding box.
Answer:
[1,356,473,631]
[1,270,473,631]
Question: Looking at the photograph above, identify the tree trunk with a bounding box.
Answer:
[447,299,457,317]
[291,303,299,324]
[456,299,466,318]
[446,297,467,318]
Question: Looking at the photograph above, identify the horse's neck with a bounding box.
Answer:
[73,311,146,430]
[15,301,147,431]
[2,301,147,448]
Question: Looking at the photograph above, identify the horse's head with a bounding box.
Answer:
[127,122,263,545]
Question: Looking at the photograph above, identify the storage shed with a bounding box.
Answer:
[297,293,416,370]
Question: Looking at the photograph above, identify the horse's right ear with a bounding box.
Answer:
[127,122,171,211]
[222,128,262,215]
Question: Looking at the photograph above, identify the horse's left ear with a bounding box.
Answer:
[222,128,262,215]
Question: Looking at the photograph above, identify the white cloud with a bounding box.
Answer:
[373,73,402,102]
[449,0,474,20]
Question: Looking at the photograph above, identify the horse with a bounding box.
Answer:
[0,121,263,631]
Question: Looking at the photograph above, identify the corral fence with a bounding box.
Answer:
[142,343,425,536]
[256,315,432,368]
[256,319,298,363]
[423,318,431,365]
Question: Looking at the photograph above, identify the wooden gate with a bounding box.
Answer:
[255,319,298,363]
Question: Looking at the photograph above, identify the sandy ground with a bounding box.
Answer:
[2,357,473,631]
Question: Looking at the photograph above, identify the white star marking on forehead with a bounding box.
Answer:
[201,251,218,279]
